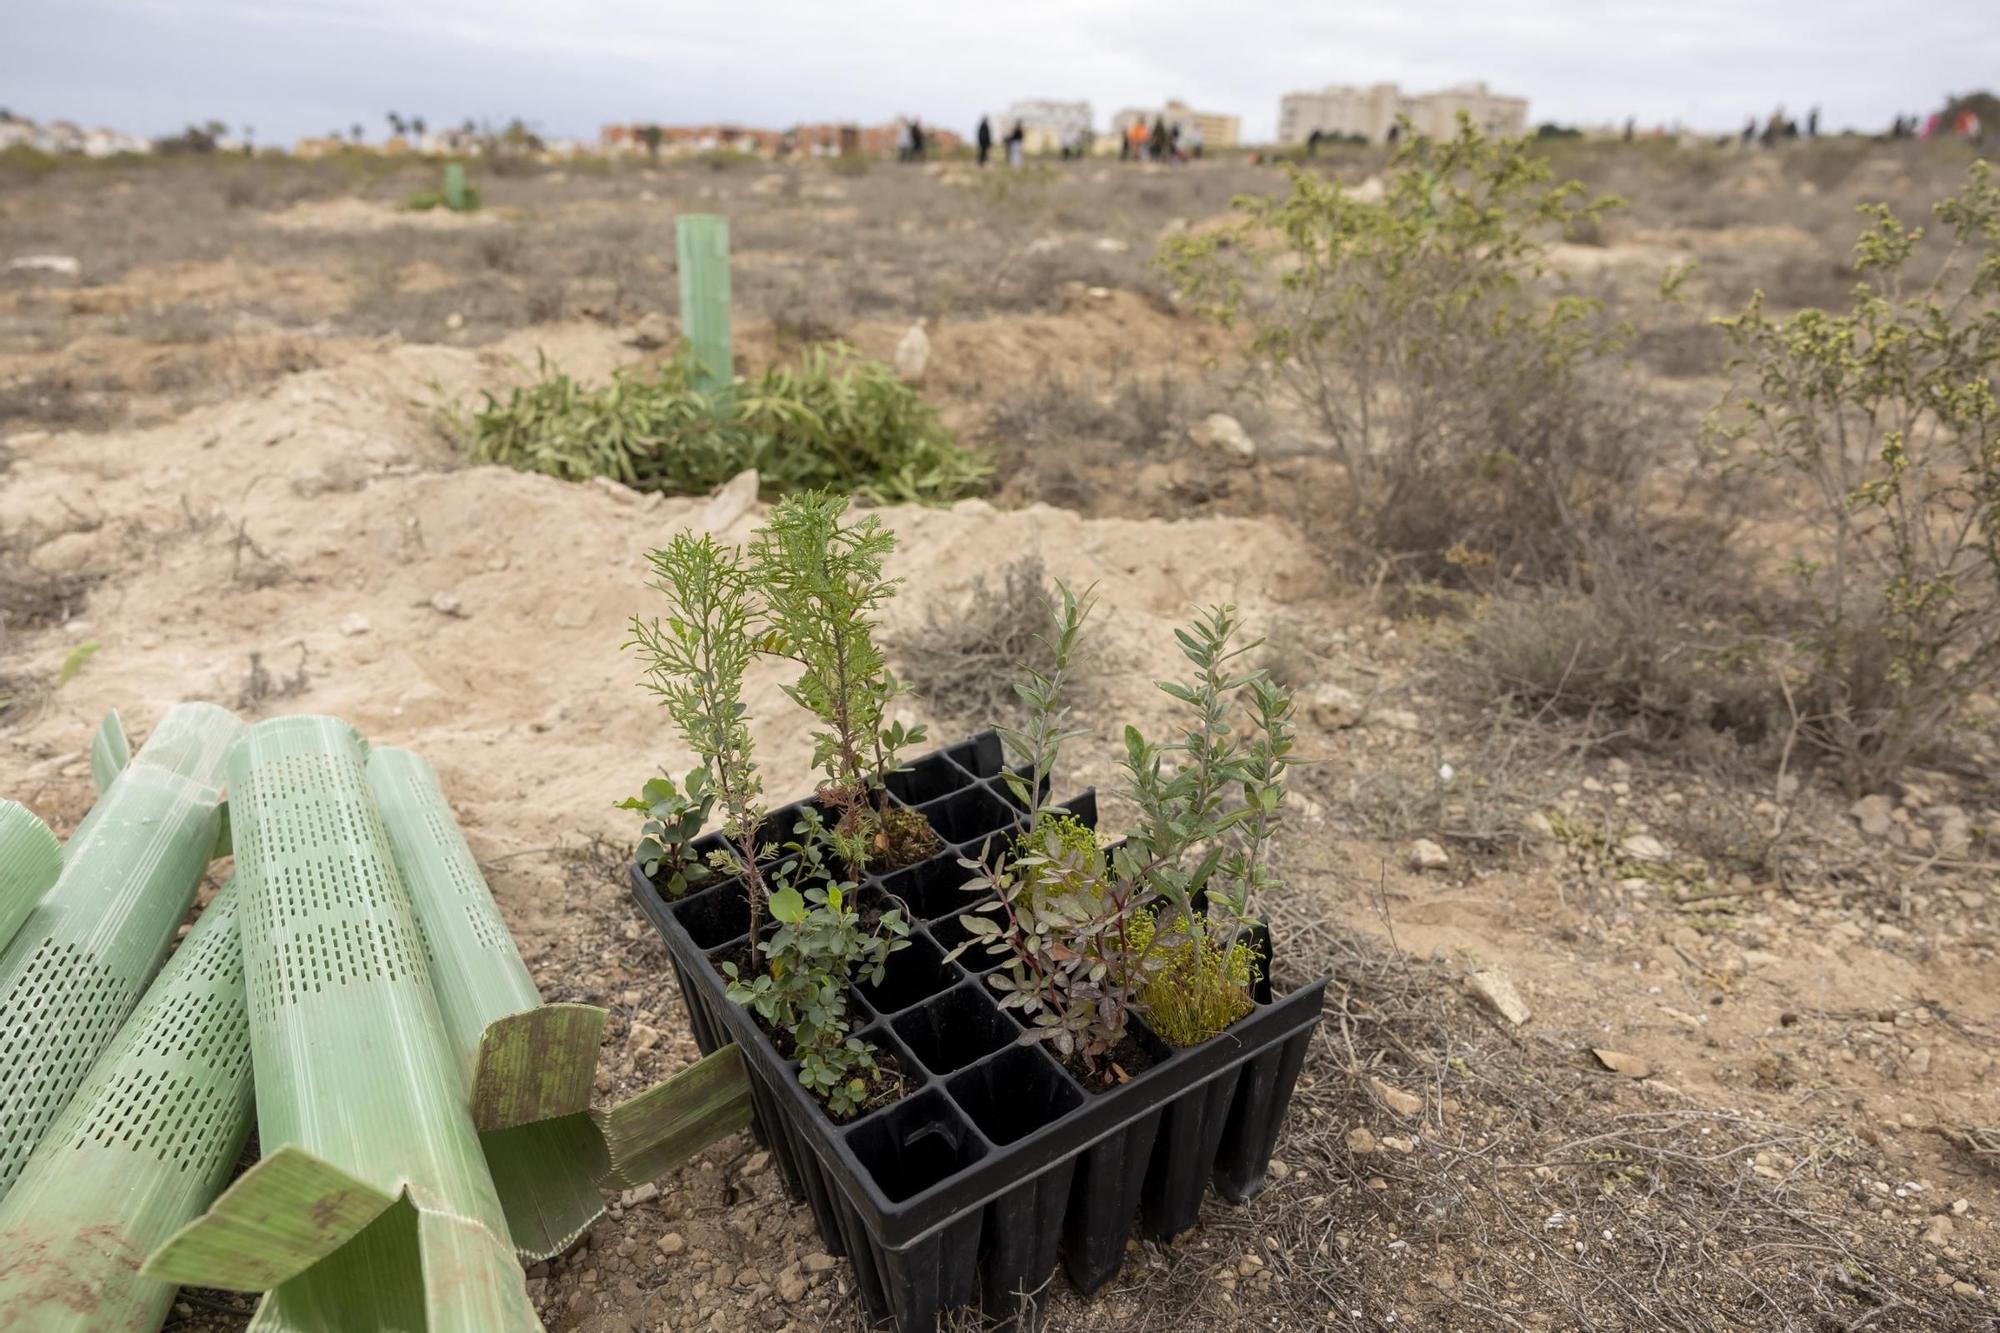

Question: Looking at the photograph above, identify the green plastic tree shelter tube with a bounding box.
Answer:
[145,715,541,1333]
[0,701,240,1203]
[0,881,252,1333]
[0,799,61,955]
[677,213,733,392]
[367,747,752,1260]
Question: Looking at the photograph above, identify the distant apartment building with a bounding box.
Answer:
[1278,81,1527,144]
[1110,99,1241,148]
[988,99,1092,154]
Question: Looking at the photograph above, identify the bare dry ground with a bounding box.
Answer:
[3,140,1997,1331]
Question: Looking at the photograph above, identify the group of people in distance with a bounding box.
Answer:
[967,114,1203,168]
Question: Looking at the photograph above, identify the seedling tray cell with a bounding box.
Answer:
[629,730,1326,1331]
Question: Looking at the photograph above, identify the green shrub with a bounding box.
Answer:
[1714,161,2000,789]
[1126,908,1256,1047]
[1164,118,1639,585]
[451,344,987,504]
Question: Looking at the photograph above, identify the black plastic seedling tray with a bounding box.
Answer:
[629,731,1327,1332]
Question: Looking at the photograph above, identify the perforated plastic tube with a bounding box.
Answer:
[0,799,61,956]
[144,715,540,1333]
[0,702,239,1202]
[367,745,610,1260]
[0,881,252,1333]
[367,746,752,1261]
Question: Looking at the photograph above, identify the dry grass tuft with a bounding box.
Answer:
[895,556,1089,725]
[1093,889,1990,1330]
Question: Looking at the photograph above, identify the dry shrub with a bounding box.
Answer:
[1461,548,1775,755]
[1167,121,1653,587]
[895,556,1087,723]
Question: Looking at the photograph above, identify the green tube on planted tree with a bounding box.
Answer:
[0,799,61,955]
[144,716,540,1333]
[0,881,253,1333]
[676,213,733,392]
[444,161,468,212]
[367,746,751,1261]
[0,702,240,1203]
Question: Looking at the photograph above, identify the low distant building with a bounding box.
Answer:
[35,120,85,154]
[1110,99,1240,149]
[603,120,960,160]
[1278,80,1528,145]
[988,99,1093,154]
[0,114,35,150]
[81,127,149,157]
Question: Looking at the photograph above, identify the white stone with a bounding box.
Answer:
[1407,839,1451,872]
[1468,970,1531,1025]
[701,469,761,533]
[893,319,930,383]
[338,613,371,637]
[1189,413,1256,465]
[7,254,80,277]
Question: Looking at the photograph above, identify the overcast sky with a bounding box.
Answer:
[5,0,1995,146]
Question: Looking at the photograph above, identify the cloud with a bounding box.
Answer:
[3,0,1993,145]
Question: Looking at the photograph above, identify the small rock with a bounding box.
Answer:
[1378,1135,1416,1154]
[802,1252,837,1274]
[1468,970,1531,1026]
[428,590,465,617]
[748,173,786,197]
[1307,684,1362,730]
[1850,794,1896,838]
[1024,236,1063,256]
[1346,1127,1378,1155]
[630,1023,661,1052]
[627,311,673,348]
[1923,1215,1955,1246]
[339,613,371,637]
[1522,811,1555,841]
[621,1182,659,1206]
[1188,412,1256,465]
[590,474,643,505]
[893,318,930,383]
[7,254,81,277]
[1092,236,1131,253]
[1407,839,1451,872]
[701,469,760,533]
[776,1266,808,1302]
[1085,285,1112,299]
[742,1150,771,1177]
[1618,834,1669,863]
[1954,1280,1978,1297]
[1370,1078,1423,1117]
[1592,1049,1652,1079]
[1267,1158,1290,1180]
[445,312,466,331]
[657,1232,685,1257]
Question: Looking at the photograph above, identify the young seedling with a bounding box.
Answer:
[626,532,770,939]
[949,595,1299,1078]
[618,767,716,898]
[721,809,910,1118]
[752,490,938,877]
